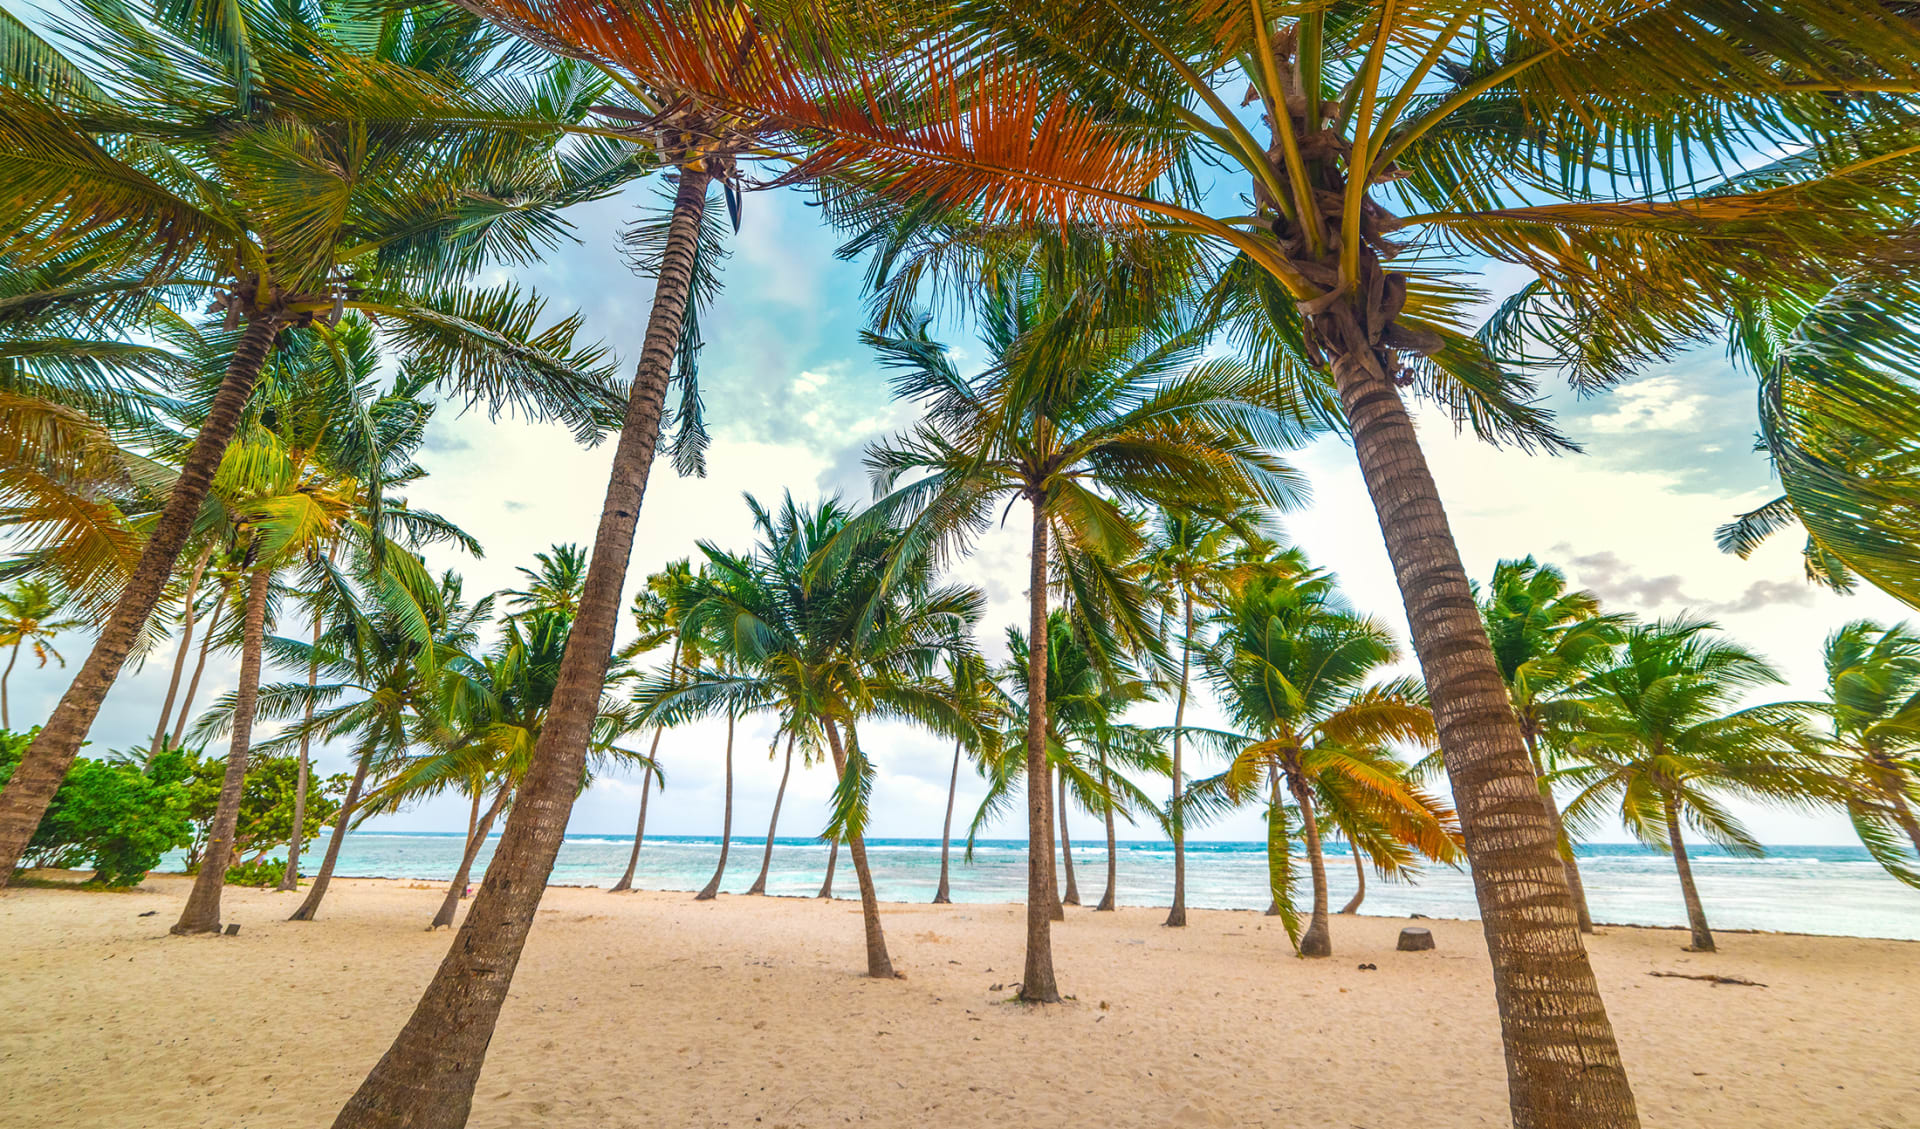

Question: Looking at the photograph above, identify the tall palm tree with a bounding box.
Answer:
[1185,568,1455,956]
[932,652,1002,904]
[1479,557,1628,933]
[610,561,695,892]
[0,580,82,729]
[849,259,1299,1002]
[1556,618,1826,953]
[0,0,632,887]
[1804,621,1920,884]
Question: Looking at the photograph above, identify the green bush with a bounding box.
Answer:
[222,856,286,887]
[0,731,194,887]
[149,746,347,869]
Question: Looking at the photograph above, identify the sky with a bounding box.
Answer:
[9,183,1908,850]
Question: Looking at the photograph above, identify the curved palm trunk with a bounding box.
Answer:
[821,719,893,977]
[1287,770,1332,958]
[1165,595,1193,927]
[278,611,323,892]
[172,586,229,748]
[1096,745,1117,911]
[171,557,271,934]
[694,712,736,900]
[331,165,712,1129]
[1526,733,1593,933]
[1058,765,1079,906]
[932,738,961,903]
[150,546,214,756]
[1339,838,1366,915]
[0,640,19,730]
[748,732,795,896]
[430,785,510,930]
[1662,795,1715,952]
[816,839,838,898]
[610,637,678,893]
[290,745,374,922]
[1321,317,1636,1125]
[0,316,279,886]
[1020,500,1060,1003]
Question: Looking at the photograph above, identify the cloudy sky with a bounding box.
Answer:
[12,184,1906,849]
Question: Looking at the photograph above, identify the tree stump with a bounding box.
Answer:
[1396,926,1433,952]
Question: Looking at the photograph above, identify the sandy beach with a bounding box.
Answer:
[2,875,1915,1128]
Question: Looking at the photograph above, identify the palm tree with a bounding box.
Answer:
[1804,621,1920,884]
[1480,557,1629,933]
[849,258,1299,1002]
[933,653,1002,904]
[0,580,82,729]
[1557,618,1825,953]
[610,561,695,893]
[746,726,806,896]
[1185,567,1454,956]
[0,0,633,887]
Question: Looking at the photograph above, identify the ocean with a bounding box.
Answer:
[274,833,1920,941]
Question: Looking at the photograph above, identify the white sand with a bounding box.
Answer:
[1,874,1915,1127]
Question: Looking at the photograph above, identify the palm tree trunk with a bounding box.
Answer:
[1096,745,1117,911]
[1527,732,1594,934]
[1,639,19,731]
[289,744,374,922]
[0,315,280,887]
[1320,318,1636,1125]
[748,732,795,896]
[1339,837,1366,915]
[430,784,510,930]
[933,738,961,903]
[1288,769,1332,958]
[1057,765,1080,906]
[172,585,229,748]
[1165,594,1193,927]
[816,838,838,898]
[278,610,323,892]
[610,637,678,893]
[331,165,712,1129]
[821,719,893,977]
[1020,498,1060,1003]
[694,711,736,900]
[150,545,214,756]
[1662,795,1715,952]
[171,555,271,934]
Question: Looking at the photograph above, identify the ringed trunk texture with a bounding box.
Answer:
[1289,769,1332,958]
[816,838,838,898]
[329,164,712,1129]
[747,732,795,896]
[1019,499,1060,1003]
[1096,746,1117,911]
[694,712,736,901]
[1664,796,1715,952]
[932,738,960,903]
[822,719,893,978]
[1164,596,1193,927]
[171,557,271,934]
[430,785,510,930]
[0,316,279,885]
[1322,318,1637,1127]
[1340,839,1366,915]
[172,585,229,748]
[1527,734,1594,933]
[290,746,373,922]
[610,637,676,893]
[150,545,213,756]
[278,611,323,892]
[1058,765,1079,906]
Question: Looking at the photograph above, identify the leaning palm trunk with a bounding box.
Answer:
[932,738,961,903]
[331,165,712,1129]
[1339,839,1365,915]
[816,838,838,898]
[1096,745,1117,911]
[610,636,678,893]
[747,732,795,896]
[1662,796,1715,952]
[1287,770,1332,958]
[0,316,281,885]
[430,784,511,930]
[694,712,737,901]
[1057,765,1079,906]
[150,545,214,756]
[1317,306,1635,1122]
[1526,734,1594,933]
[1165,596,1194,927]
[172,585,230,748]
[279,611,323,892]
[290,745,375,922]
[821,719,893,977]
[1019,501,1060,1002]
[171,555,271,934]
[1,641,18,729]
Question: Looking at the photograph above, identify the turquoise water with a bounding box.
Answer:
[274,833,1920,941]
